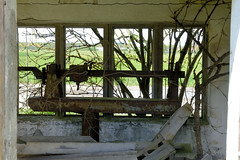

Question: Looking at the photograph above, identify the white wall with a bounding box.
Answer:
[17,1,231,159]
[227,0,240,159]
[17,0,230,25]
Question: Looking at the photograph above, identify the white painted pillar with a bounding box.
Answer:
[0,0,17,159]
[227,0,240,159]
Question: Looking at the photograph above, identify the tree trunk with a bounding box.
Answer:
[194,75,203,159]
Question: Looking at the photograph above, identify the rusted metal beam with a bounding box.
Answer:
[18,66,185,79]
[28,97,180,115]
[18,67,44,79]
[87,70,185,78]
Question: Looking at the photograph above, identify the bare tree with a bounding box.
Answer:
[170,0,230,159]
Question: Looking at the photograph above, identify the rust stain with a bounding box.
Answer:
[28,97,180,115]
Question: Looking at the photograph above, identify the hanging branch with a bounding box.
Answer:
[170,1,230,159]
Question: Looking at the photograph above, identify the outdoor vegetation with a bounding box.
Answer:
[18,27,202,115]
[18,27,201,101]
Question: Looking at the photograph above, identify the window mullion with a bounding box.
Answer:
[152,25,163,99]
[103,24,114,97]
[55,25,66,97]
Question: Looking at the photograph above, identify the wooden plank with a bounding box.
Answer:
[135,142,152,152]
[137,103,192,157]
[137,134,164,157]
[18,151,137,160]
[28,97,180,115]
[18,136,96,143]
[155,103,193,141]
[143,142,175,160]
[17,142,136,156]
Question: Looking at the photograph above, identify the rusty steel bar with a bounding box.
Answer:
[18,67,43,79]
[87,70,185,78]
[18,66,185,79]
[28,97,180,115]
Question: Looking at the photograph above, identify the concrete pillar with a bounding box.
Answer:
[0,0,17,159]
[227,0,240,159]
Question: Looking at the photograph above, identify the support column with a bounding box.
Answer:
[102,24,114,119]
[55,25,66,77]
[103,24,114,97]
[55,25,66,117]
[152,25,163,99]
[227,0,240,159]
[0,0,17,159]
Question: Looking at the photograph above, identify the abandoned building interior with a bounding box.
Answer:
[2,0,240,159]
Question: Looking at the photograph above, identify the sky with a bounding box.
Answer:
[18,27,191,47]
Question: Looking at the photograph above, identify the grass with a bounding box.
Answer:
[19,48,202,87]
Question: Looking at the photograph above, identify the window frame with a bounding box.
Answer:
[17,23,208,119]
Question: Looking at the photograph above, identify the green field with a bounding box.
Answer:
[19,46,202,87]
[18,46,202,114]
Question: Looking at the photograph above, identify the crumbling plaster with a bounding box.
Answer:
[17,0,230,25]
[17,116,195,151]
[17,0,231,159]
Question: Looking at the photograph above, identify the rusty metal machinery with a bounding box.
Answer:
[18,63,185,112]
[19,63,185,141]
[19,64,184,89]
[20,63,184,86]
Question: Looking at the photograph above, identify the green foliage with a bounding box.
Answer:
[19,107,55,115]
[18,27,204,114]
[19,48,201,87]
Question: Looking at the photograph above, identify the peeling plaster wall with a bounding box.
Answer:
[17,116,195,149]
[18,116,82,136]
[17,1,231,159]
